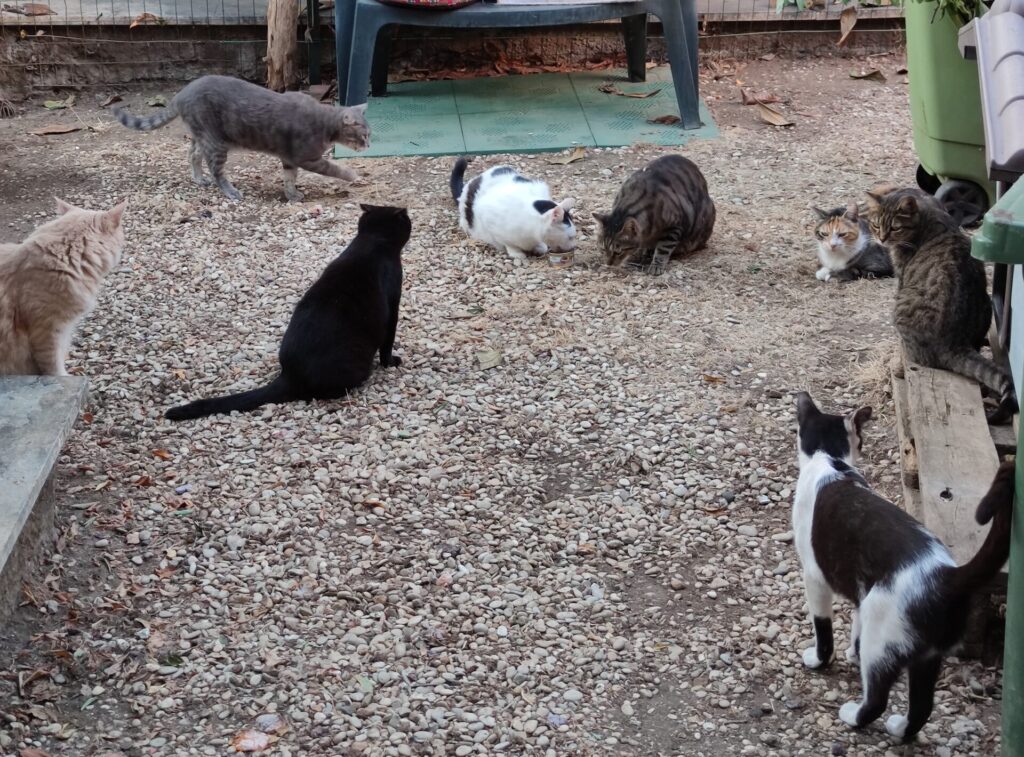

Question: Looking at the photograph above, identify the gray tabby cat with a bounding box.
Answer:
[812,204,893,282]
[593,155,715,275]
[866,186,1017,424]
[114,75,370,202]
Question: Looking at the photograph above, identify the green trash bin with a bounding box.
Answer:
[906,0,996,224]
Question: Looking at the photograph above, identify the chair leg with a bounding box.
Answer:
[649,0,701,129]
[621,14,648,83]
[345,7,382,105]
[371,26,394,97]
[335,0,357,104]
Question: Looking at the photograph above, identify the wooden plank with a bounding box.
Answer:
[890,362,923,520]
[903,352,1000,566]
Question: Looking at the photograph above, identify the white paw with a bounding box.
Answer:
[839,701,861,727]
[802,647,823,669]
[885,715,908,739]
[506,249,528,261]
[845,645,859,663]
[816,267,832,282]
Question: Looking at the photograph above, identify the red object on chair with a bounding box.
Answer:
[376,0,479,8]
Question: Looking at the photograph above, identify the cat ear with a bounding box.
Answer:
[592,212,609,226]
[845,406,873,444]
[795,391,818,425]
[558,198,575,212]
[342,103,368,124]
[55,197,76,215]
[533,200,558,216]
[864,190,884,204]
[621,217,640,238]
[101,200,127,232]
[844,203,859,220]
[896,195,918,215]
[811,206,830,220]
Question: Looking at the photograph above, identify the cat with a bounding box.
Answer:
[0,198,127,376]
[865,185,1017,424]
[593,154,715,276]
[793,392,1013,742]
[449,157,576,261]
[165,204,409,420]
[114,75,370,202]
[812,204,893,282]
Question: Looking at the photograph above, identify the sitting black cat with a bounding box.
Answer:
[166,204,410,420]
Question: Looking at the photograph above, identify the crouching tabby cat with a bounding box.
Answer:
[793,392,1013,742]
[114,75,370,202]
[0,199,127,376]
[165,205,409,420]
[449,157,577,260]
[866,185,1017,423]
[812,204,892,282]
[593,155,715,275]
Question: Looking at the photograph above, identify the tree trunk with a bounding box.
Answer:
[266,0,298,92]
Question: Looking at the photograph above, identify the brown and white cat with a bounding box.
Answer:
[793,392,1013,742]
[812,204,893,282]
[0,199,127,376]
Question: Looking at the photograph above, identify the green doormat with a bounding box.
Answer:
[334,66,717,159]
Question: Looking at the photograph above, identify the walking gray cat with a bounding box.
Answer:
[114,75,370,202]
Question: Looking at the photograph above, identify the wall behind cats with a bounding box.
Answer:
[0,0,901,93]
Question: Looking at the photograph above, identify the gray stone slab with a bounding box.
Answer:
[0,376,88,581]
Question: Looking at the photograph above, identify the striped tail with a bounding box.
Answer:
[945,349,1018,423]
[113,101,179,131]
[450,157,470,202]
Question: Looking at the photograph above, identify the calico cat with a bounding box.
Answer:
[114,75,370,202]
[593,154,715,275]
[793,392,1013,742]
[866,186,1017,424]
[449,157,576,260]
[0,199,127,376]
[812,204,893,282]
[165,204,409,420]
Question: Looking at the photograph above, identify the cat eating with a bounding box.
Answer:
[114,75,370,202]
[0,198,127,376]
[593,154,715,276]
[792,392,1013,742]
[865,185,1017,424]
[449,157,576,261]
[165,204,409,420]
[812,204,893,282]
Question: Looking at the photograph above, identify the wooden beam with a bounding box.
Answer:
[890,359,923,519]
[267,0,299,92]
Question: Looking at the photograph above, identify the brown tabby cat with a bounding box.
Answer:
[593,155,715,275]
[0,199,127,376]
[866,186,1016,423]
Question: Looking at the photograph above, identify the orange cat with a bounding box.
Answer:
[0,199,126,376]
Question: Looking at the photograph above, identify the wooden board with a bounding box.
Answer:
[890,360,923,519]
[903,354,1000,566]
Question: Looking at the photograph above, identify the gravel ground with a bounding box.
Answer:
[0,56,1005,756]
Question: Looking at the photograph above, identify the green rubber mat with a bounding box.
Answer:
[334,66,717,159]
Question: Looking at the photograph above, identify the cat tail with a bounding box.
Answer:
[948,460,1015,596]
[113,100,180,131]
[943,349,1018,422]
[165,375,295,421]
[450,157,470,202]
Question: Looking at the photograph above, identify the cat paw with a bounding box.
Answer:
[844,645,859,663]
[801,647,824,669]
[885,715,908,739]
[337,168,358,182]
[838,701,861,727]
[192,175,212,187]
[221,187,243,202]
[285,189,305,203]
[386,356,402,368]
[815,267,832,282]
[505,247,528,261]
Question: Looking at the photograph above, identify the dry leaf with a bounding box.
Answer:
[547,146,585,165]
[100,94,122,107]
[20,748,53,757]
[43,100,67,110]
[739,88,786,105]
[756,102,794,127]
[598,83,661,99]
[230,730,271,752]
[29,123,82,136]
[647,115,681,125]
[477,349,503,370]
[837,5,857,47]
[129,11,163,27]
[152,448,173,460]
[146,94,167,107]
[702,374,726,384]
[759,53,776,61]
[5,2,55,14]
[850,68,887,83]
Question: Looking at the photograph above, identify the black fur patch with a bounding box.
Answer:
[533,200,558,215]
[796,405,851,461]
[464,176,482,229]
[812,616,834,667]
[491,166,516,177]
[513,175,531,183]
[563,208,573,226]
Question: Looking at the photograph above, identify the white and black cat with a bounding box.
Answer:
[793,392,1013,741]
[449,157,576,261]
[165,204,409,420]
[812,204,893,282]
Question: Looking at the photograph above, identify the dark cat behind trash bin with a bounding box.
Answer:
[165,205,409,421]
[114,74,370,202]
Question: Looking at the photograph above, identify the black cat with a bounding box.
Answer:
[166,204,410,420]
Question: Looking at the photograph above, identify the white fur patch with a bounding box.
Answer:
[802,647,824,669]
[839,701,861,726]
[885,714,908,739]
